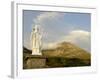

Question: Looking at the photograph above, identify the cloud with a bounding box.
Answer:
[34,12,63,24]
[42,42,58,49]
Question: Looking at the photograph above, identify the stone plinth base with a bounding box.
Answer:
[24,55,46,69]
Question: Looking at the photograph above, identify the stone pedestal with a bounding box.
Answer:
[25,55,46,69]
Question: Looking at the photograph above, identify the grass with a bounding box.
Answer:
[23,42,91,69]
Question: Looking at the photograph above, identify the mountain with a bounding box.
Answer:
[42,42,90,60]
[42,42,91,67]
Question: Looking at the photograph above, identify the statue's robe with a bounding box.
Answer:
[31,30,42,55]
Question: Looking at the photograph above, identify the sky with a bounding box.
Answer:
[23,10,91,52]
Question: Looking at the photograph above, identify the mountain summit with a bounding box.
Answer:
[42,42,90,60]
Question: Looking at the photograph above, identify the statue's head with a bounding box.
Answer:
[33,25,39,33]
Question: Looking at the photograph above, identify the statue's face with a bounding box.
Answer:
[32,26,40,32]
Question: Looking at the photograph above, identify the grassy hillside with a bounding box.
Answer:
[42,42,90,59]
[23,42,91,68]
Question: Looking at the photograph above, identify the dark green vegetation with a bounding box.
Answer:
[23,42,91,69]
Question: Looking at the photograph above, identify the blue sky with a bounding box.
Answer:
[23,10,91,52]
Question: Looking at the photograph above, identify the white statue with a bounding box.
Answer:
[30,25,42,55]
